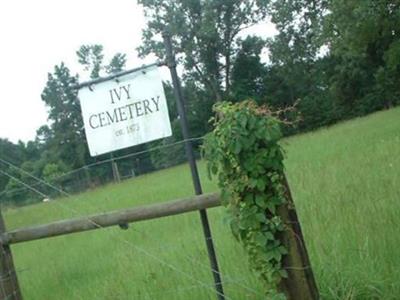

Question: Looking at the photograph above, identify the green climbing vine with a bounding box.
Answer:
[203,100,288,298]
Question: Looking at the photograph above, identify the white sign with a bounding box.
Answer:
[78,66,172,156]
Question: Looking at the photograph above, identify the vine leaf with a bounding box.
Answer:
[203,100,288,298]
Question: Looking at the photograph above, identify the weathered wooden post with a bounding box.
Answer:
[0,208,22,300]
[278,175,319,300]
[110,153,121,183]
[202,100,319,299]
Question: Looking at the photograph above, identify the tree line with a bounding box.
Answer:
[1,0,399,205]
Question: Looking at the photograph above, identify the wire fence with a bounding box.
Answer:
[0,141,232,300]
[0,137,203,207]
[0,137,266,300]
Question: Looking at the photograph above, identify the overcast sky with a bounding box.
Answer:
[0,0,276,143]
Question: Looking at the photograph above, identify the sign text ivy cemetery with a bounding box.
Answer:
[78,66,172,156]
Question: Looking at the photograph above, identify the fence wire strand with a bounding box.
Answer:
[0,136,204,199]
[130,226,264,297]
[0,170,48,199]
[0,154,241,300]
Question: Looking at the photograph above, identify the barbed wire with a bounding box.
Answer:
[130,225,264,297]
[0,136,204,199]
[0,170,48,199]
[134,277,261,299]
[0,149,267,299]
[0,156,234,300]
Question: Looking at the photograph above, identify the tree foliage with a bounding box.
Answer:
[326,0,400,110]
[77,45,105,79]
[138,0,269,100]
[231,36,267,103]
[1,0,399,206]
[41,63,87,170]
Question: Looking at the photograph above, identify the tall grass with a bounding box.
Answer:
[4,107,400,299]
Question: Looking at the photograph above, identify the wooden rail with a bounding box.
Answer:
[0,193,220,245]
[0,188,319,300]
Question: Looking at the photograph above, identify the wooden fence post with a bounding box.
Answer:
[277,175,319,300]
[110,153,121,183]
[0,208,22,300]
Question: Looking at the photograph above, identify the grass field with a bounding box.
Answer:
[4,107,400,299]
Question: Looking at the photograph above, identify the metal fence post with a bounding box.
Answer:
[0,208,22,300]
[162,31,225,300]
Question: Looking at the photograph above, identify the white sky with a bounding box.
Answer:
[0,0,276,143]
